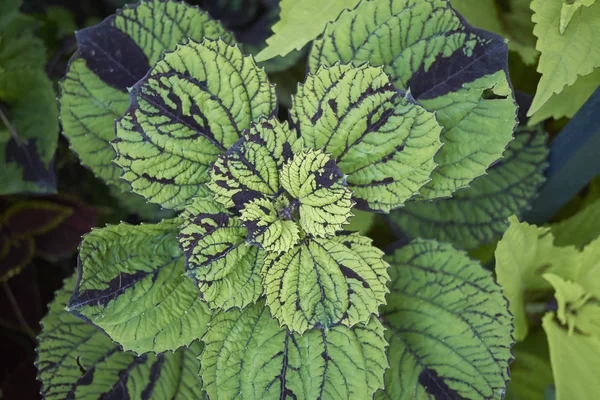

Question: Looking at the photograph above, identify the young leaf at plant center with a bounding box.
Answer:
[379,239,513,400]
[178,197,263,310]
[262,233,389,334]
[310,0,518,200]
[542,313,600,400]
[495,217,580,341]
[389,123,549,249]
[36,275,206,400]
[200,302,388,399]
[68,219,212,355]
[528,0,600,116]
[113,39,277,210]
[59,0,235,195]
[255,0,360,62]
[291,63,443,212]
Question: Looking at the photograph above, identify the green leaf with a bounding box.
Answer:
[560,0,597,34]
[379,239,513,400]
[542,313,600,400]
[528,0,600,115]
[263,233,389,334]
[255,0,360,62]
[346,209,376,234]
[113,39,276,210]
[551,198,600,248]
[495,216,580,341]
[67,219,212,355]
[36,274,206,399]
[200,302,388,399]
[389,124,549,249]
[292,63,443,212]
[59,0,235,193]
[179,197,263,310]
[310,0,517,200]
[575,236,600,298]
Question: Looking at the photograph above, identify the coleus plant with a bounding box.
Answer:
[37,0,520,398]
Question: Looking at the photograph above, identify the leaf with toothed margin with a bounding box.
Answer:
[113,39,277,210]
[310,0,518,200]
[291,63,443,212]
[388,123,549,249]
[262,233,389,334]
[200,301,388,400]
[378,239,514,400]
[67,219,212,355]
[36,274,207,400]
[207,118,296,210]
[59,0,235,194]
[178,197,263,310]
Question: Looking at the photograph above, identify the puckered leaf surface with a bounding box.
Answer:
[389,124,549,249]
[379,239,513,399]
[262,233,389,334]
[68,219,212,355]
[310,0,517,200]
[292,63,442,212]
[200,302,388,399]
[113,39,277,210]
[37,274,206,399]
[179,197,263,310]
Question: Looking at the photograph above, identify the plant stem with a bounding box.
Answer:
[0,106,27,147]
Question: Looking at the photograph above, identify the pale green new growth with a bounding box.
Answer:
[262,233,389,334]
[200,302,388,399]
[68,219,212,355]
[380,239,513,399]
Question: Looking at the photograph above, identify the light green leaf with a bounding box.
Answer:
[576,236,600,297]
[379,239,513,400]
[255,0,360,62]
[179,197,263,310]
[113,39,276,210]
[543,313,600,400]
[495,216,580,341]
[262,233,389,334]
[389,124,549,249]
[36,274,206,399]
[528,0,600,115]
[200,302,388,399]
[551,198,600,248]
[67,219,212,355]
[59,0,235,192]
[280,148,354,237]
[292,63,443,211]
[310,0,517,200]
[560,0,597,34]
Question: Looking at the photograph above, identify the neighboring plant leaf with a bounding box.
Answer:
[389,124,549,249]
[179,197,263,310]
[108,186,175,222]
[559,0,597,34]
[379,239,513,399]
[113,39,277,210]
[263,233,389,334]
[310,0,518,200]
[495,216,580,341]
[575,236,600,298]
[36,274,206,399]
[528,0,600,116]
[59,0,235,193]
[346,209,376,235]
[67,219,212,354]
[542,313,600,400]
[255,0,360,62]
[200,302,388,399]
[291,63,443,212]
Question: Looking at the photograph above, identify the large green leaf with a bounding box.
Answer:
[291,63,443,212]
[179,197,263,310]
[389,124,549,249]
[113,39,277,210]
[200,302,388,399]
[528,0,600,116]
[67,219,212,355]
[551,198,600,248]
[262,233,389,334]
[310,0,517,200]
[37,275,206,399]
[379,239,513,399]
[59,0,235,193]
